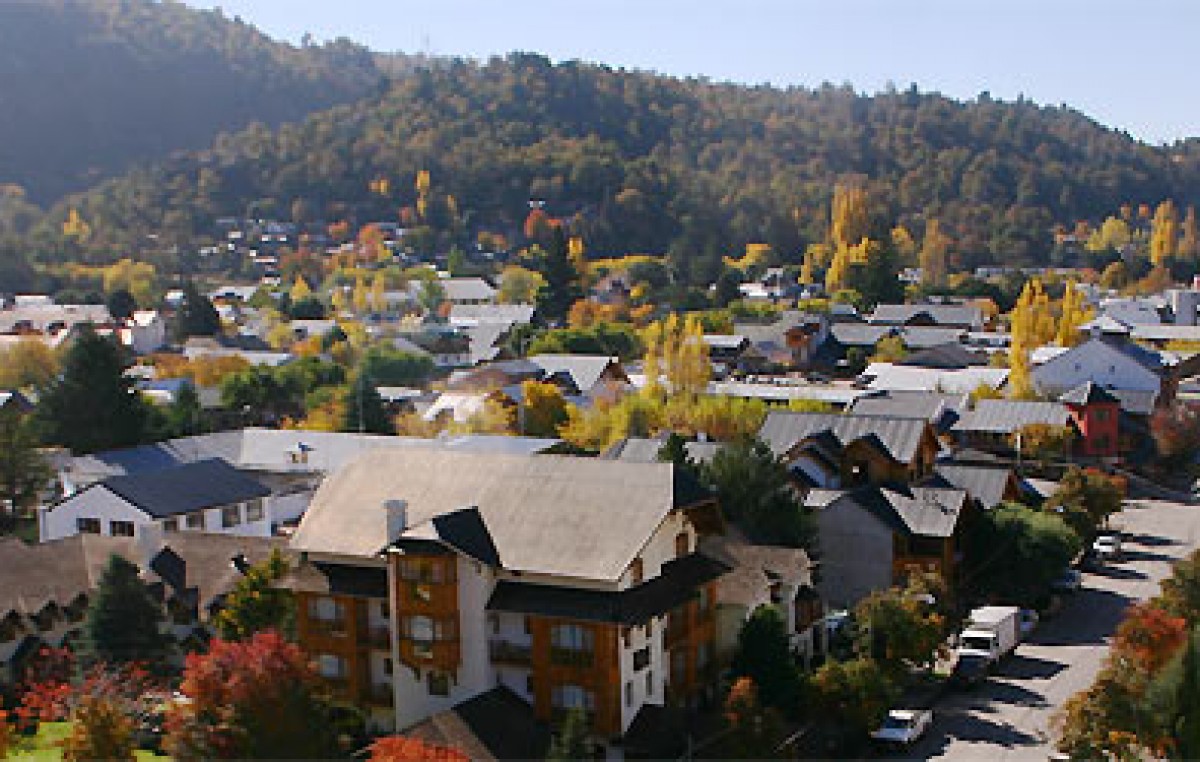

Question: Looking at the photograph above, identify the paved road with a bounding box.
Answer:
[905,498,1200,761]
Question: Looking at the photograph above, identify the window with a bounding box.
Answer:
[629,557,643,585]
[409,615,434,643]
[221,505,241,528]
[551,684,595,711]
[551,624,593,652]
[645,670,654,695]
[109,520,135,537]
[526,675,534,695]
[309,596,344,623]
[186,512,204,530]
[76,518,101,534]
[697,585,712,614]
[490,614,500,635]
[163,518,178,533]
[427,671,450,696]
[383,657,393,676]
[633,647,650,671]
[697,641,712,671]
[625,681,633,706]
[675,531,690,558]
[317,654,346,679]
[245,499,264,523]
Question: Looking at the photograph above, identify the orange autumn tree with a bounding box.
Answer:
[367,736,469,762]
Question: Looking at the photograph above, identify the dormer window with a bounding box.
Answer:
[630,558,644,585]
[675,532,690,558]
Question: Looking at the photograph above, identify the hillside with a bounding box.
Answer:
[0,0,387,205]
[41,52,1200,270]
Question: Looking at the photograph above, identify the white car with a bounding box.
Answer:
[871,708,934,747]
[1094,535,1122,561]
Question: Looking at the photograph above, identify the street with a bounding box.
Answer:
[906,498,1200,760]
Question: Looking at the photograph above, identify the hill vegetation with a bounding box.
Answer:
[0,0,387,205]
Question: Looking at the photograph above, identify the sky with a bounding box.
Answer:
[187,0,1197,144]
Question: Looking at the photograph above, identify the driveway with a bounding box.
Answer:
[903,498,1200,760]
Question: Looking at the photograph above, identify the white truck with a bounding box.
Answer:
[952,605,1021,685]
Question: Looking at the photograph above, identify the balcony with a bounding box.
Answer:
[368,626,391,649]
[368,683,394,707]
[489,640,532,666]
[549,647,594,668]
[308,618,348,638]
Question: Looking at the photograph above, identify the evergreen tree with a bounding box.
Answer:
[164,383,204,438]
[545,708,590,762]
[730,606,803,712]
[174,281,221,340]
[105,288,137,322]
[702,438,815,549]
[536,227,584,325]
[0,407,50,526]
[856,237,904,308]
[1175,629,1200,758]
[36,325,151,454]
[342,371,394,435]
[84,554,168,665]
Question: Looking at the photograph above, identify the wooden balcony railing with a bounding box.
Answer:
[489,640,532,665]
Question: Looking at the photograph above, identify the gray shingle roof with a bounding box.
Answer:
[930,463,1016,509]
[898,342,986,369]
[759,411,932,464]
[1058,381,1120,406]
[291,450,685,581]
[870,303,983,328]
[90,459,270,518]
[827,484,967,538]
[528,354,620,394]
[847,390,967,423]
[828,323,895,347]
[899,327,968,350]
[952,400,1071,435]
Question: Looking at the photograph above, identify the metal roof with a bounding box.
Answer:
[952,400,1070,434]
[89,458,270,518]
[759,410,933,464]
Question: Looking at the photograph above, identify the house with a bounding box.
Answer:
[811,322,896,373]
[733,312,831,372]
[868,303,985,331]
[702,335,751,377]
[118,310,167,355]
[846,390,967,435]
[899,327,969,351]
[40,459,275,542]
[897,343,988,370]
[806,484,974,608]
[0,389,34,415]
[1031,334,1167,405]
[182,336,292,367]
[284,449,727,745]
[951,400,1072,452]
[759,411,942,489]
[925,462,1021,509]
[427,278,498,307]
[1058,382,1121,459]
[527,355,629,405]
[409,329,472,368]
[0,530,283,685]
[0,301,112,337]
[859,363,1009,394]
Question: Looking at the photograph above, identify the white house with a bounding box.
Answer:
[40,458,284,542]
[118,310,167,355]
[1032,335,1164,399]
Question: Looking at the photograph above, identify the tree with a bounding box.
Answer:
[1044,466,1124,540]
[1150,199,1180,266]
[163,382,204,438]
[642,314,711,397]
[342,371,394,435]
[84,554,168,665]
[811,657,897,745]
[1159,548,1200,623]
[852,583,946,673]
[0,338,59,389]
[536,227,585,325]
[722,677,787,759]
[870,335,907,363]
[0,407,50,523]
[106,288,137,321]
[546,708,590,762]
[702,438,815,548]
[1012,422,1075,464]
[713,268,743,307]
[367,736,469,762]
[519,380,568,437]
[289,276,312,303]
[964,503,1081,606]
[856,237,905,307]
[1150,405,1200,468]
[212,550,295,641]
[360,347,435,387]
[497,265,545,304]
[919,218,950,286]
[417,279,446,316]
[165,632,344,760]
[174,281,221,340]
[1100,260,1129,290]
[1181,206,1200,261]
[730,606,802,711]
[62,696,136,762]
[36,325,151,453]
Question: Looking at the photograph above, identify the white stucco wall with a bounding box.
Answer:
[41,486,149,542]
[617,615,664,732]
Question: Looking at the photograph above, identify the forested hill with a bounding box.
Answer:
[41,52,1200,269]
[0,0,388,205]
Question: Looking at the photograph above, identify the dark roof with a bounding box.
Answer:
[432,508,501,567]
[315,562,389,598]
[821,484,968,538]
[899,327,968,350]
[405,686,550,762]
[951,400,1071,435]
[1107,388,1158,416]
[1059,381,1120,406]
[622,703,691,757]
[486,552,729,625]
[759,411,933,465]
[899,343,987,370]
[847,390,967,430]
[929,463,1016,509]
[870,303,983,328]
[828,322,895,347]
[92,458,269,518]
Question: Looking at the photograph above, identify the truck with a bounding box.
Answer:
[952,606,1021,685]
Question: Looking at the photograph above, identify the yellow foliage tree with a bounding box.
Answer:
[1150,200,1179,266]
[371,272,388,313]
[0,339,59,389]
[289,276,312,303]
[62,208,92,241]
[1180,206,1199,261]
[498,266,546,304]
[520,380,569,437]
[919,218,951,287]
[102,259,157,305]
[1056,280,1093,347]
[352,276,369,314]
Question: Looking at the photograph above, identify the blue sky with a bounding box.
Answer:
[188,0,1197,144]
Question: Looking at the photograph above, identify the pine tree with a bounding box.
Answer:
[342,371,394,435]
[536,227,584,325]
[730,606,803,711]
[0,407,50,523]
[84,554,168,665]
[174,281,221,340]
[1176,629,1200,759]
[36,325,151,454]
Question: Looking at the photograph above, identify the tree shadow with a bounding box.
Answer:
[1086,565,1147,581]
[1122,531,1179,548]
[992,653,1066,681]
[903,707,1043,759]
[1031,587,1132,646]
[1122,548,1176,564]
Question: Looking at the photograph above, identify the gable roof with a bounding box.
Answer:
[436,278,497,303]
[527,354,621,393]
[86,459,270,518]
[929,463,1016,509]
[759,411,933,465]
[828,322,895,347]
[951,400,1070,435]
[404,686,550,761]
[847,390,966,431]
[898,342,987,370]
[819,484,968,538]
[870,303,982,328]
[291,450,686,582]
[1059,381,1120,406]
[861,363,1009,393]
[899,326,968,350]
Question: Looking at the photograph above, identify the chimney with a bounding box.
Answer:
[384,499,408,543]
[230,553,250,574]
[135,521,166,572]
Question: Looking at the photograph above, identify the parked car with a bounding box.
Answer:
[1019,609,1039,639]
[1094,535,1122,561]
[871,708,934,748]
[1051,568,1083,593]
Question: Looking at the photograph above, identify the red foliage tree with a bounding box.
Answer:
[164,631,343,760]
[1151,406,1200,468]
[1113,604,1187,674]
[367,735,470,762]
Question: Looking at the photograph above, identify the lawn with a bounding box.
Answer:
[7,721,169,760]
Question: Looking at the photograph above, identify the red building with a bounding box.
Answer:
[1060,382,1120,459]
